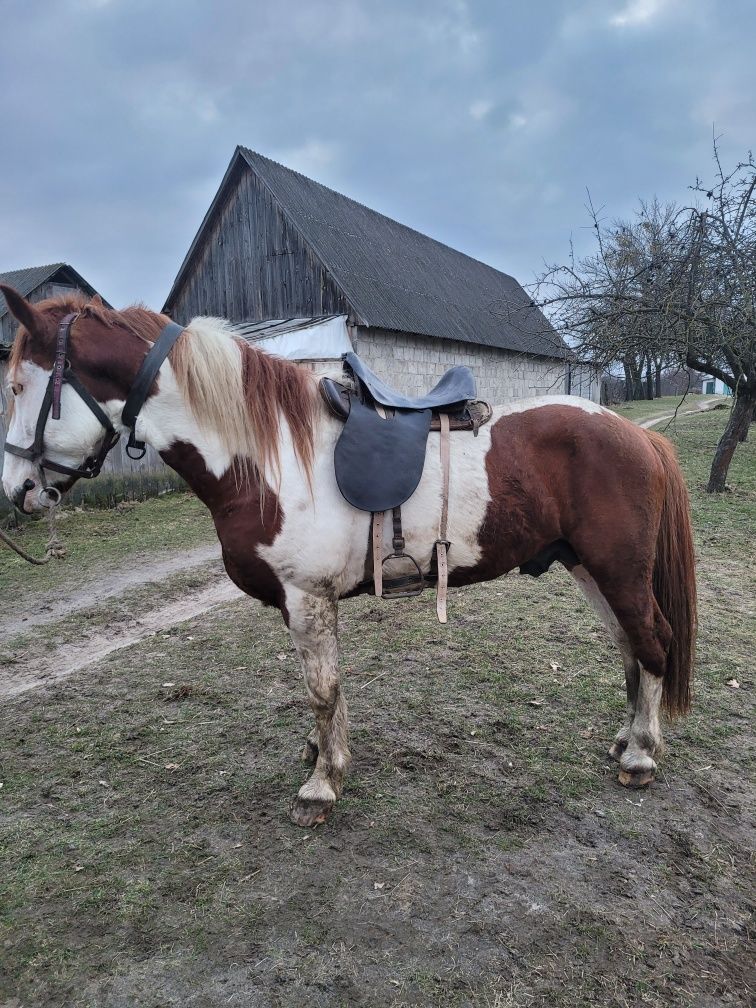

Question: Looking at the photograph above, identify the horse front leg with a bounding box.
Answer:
[286,587,350,826]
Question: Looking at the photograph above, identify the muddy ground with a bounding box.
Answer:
[0,411,753,1007]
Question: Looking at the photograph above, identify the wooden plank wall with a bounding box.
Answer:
[166,164,353,325]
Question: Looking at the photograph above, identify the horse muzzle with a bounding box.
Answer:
[11,478,64,513]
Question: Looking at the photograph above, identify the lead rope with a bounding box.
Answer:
[0,501,67,566]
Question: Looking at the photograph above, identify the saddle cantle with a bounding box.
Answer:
[321,353,493,621]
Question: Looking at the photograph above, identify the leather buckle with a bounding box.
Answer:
[126,428,147,460]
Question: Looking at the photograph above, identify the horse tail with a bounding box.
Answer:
[646,430,697,716]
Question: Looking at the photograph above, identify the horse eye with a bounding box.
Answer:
[11,384,23,396]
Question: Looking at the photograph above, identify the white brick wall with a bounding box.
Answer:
[350,327,573,403]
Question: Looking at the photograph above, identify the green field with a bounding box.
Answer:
[0,410,753,1008]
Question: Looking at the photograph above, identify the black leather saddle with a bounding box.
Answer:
[323,353,479,513]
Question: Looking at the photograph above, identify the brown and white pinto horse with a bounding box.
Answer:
[1,288,696,827]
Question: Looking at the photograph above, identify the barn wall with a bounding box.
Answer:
[568,363,602,402]
[349,327,572,403]
[166,165,352,325]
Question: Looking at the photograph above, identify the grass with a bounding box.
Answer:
[610,392,726,423]
[0,410,753,1008]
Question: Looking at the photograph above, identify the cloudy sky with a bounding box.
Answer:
[1,0,754,310]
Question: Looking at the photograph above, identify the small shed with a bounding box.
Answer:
[0,263,102,351]
[164,147,596,403]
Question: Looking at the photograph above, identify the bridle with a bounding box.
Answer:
[4,311,184,503]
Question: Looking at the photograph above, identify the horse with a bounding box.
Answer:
[1,286,697,827]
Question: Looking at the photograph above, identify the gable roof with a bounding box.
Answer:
[0,262,102,324]
[166,147,566,360]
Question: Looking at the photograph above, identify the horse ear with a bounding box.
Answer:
[82,293,105,315]
[0,285,45,335]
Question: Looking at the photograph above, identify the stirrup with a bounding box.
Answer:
[380,553,425,599]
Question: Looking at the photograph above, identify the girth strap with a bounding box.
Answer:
[372,512,384,599]
[435,412,451,624]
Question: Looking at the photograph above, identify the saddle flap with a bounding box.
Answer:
[334,397,432,512]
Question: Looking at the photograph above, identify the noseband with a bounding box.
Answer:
[4,312,184,490]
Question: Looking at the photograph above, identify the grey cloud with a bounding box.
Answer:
[1,0,754,309]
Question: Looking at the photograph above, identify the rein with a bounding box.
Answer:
[2,314,185,565]
[0,501,66,566]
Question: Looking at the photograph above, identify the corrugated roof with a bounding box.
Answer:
[233,315,343,341]
[0,263,67,319]
[237,148,565,359]
[0,263,104,330]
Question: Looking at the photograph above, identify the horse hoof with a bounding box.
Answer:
[618,768,655,788]
[302,739,319,766]
[290,796,334,828]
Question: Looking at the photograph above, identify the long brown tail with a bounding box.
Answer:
[646,431,697,716]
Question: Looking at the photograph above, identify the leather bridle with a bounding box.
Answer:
[4,312,184,500]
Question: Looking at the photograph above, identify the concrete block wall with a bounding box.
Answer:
[350,327,571,403]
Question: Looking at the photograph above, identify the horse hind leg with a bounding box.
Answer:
[571,564,669,786]
[571,565,639,761]
[617,664,664,787]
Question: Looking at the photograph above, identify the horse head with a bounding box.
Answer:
[1,285,163,512]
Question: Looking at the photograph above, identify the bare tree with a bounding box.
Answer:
[533,144,756,492]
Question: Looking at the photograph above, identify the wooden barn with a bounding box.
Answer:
[165,147,597,402]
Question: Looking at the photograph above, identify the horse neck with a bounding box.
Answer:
[137,358,253,485]
[139,352,323,515]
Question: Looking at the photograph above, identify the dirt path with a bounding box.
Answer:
[0,542,222,640]
[1,578,245,698]
[639,399,726,428]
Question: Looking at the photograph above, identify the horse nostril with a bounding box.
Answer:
[23,479,35,491]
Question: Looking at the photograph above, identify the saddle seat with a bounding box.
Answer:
[342,351,476,412]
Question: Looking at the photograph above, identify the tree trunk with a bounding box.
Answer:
[623,359,635,401]
[645,361,654,400]
[707,389,756,492]
[738,403,756,442]
[623,355,646,401]
[655,362,662,398]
